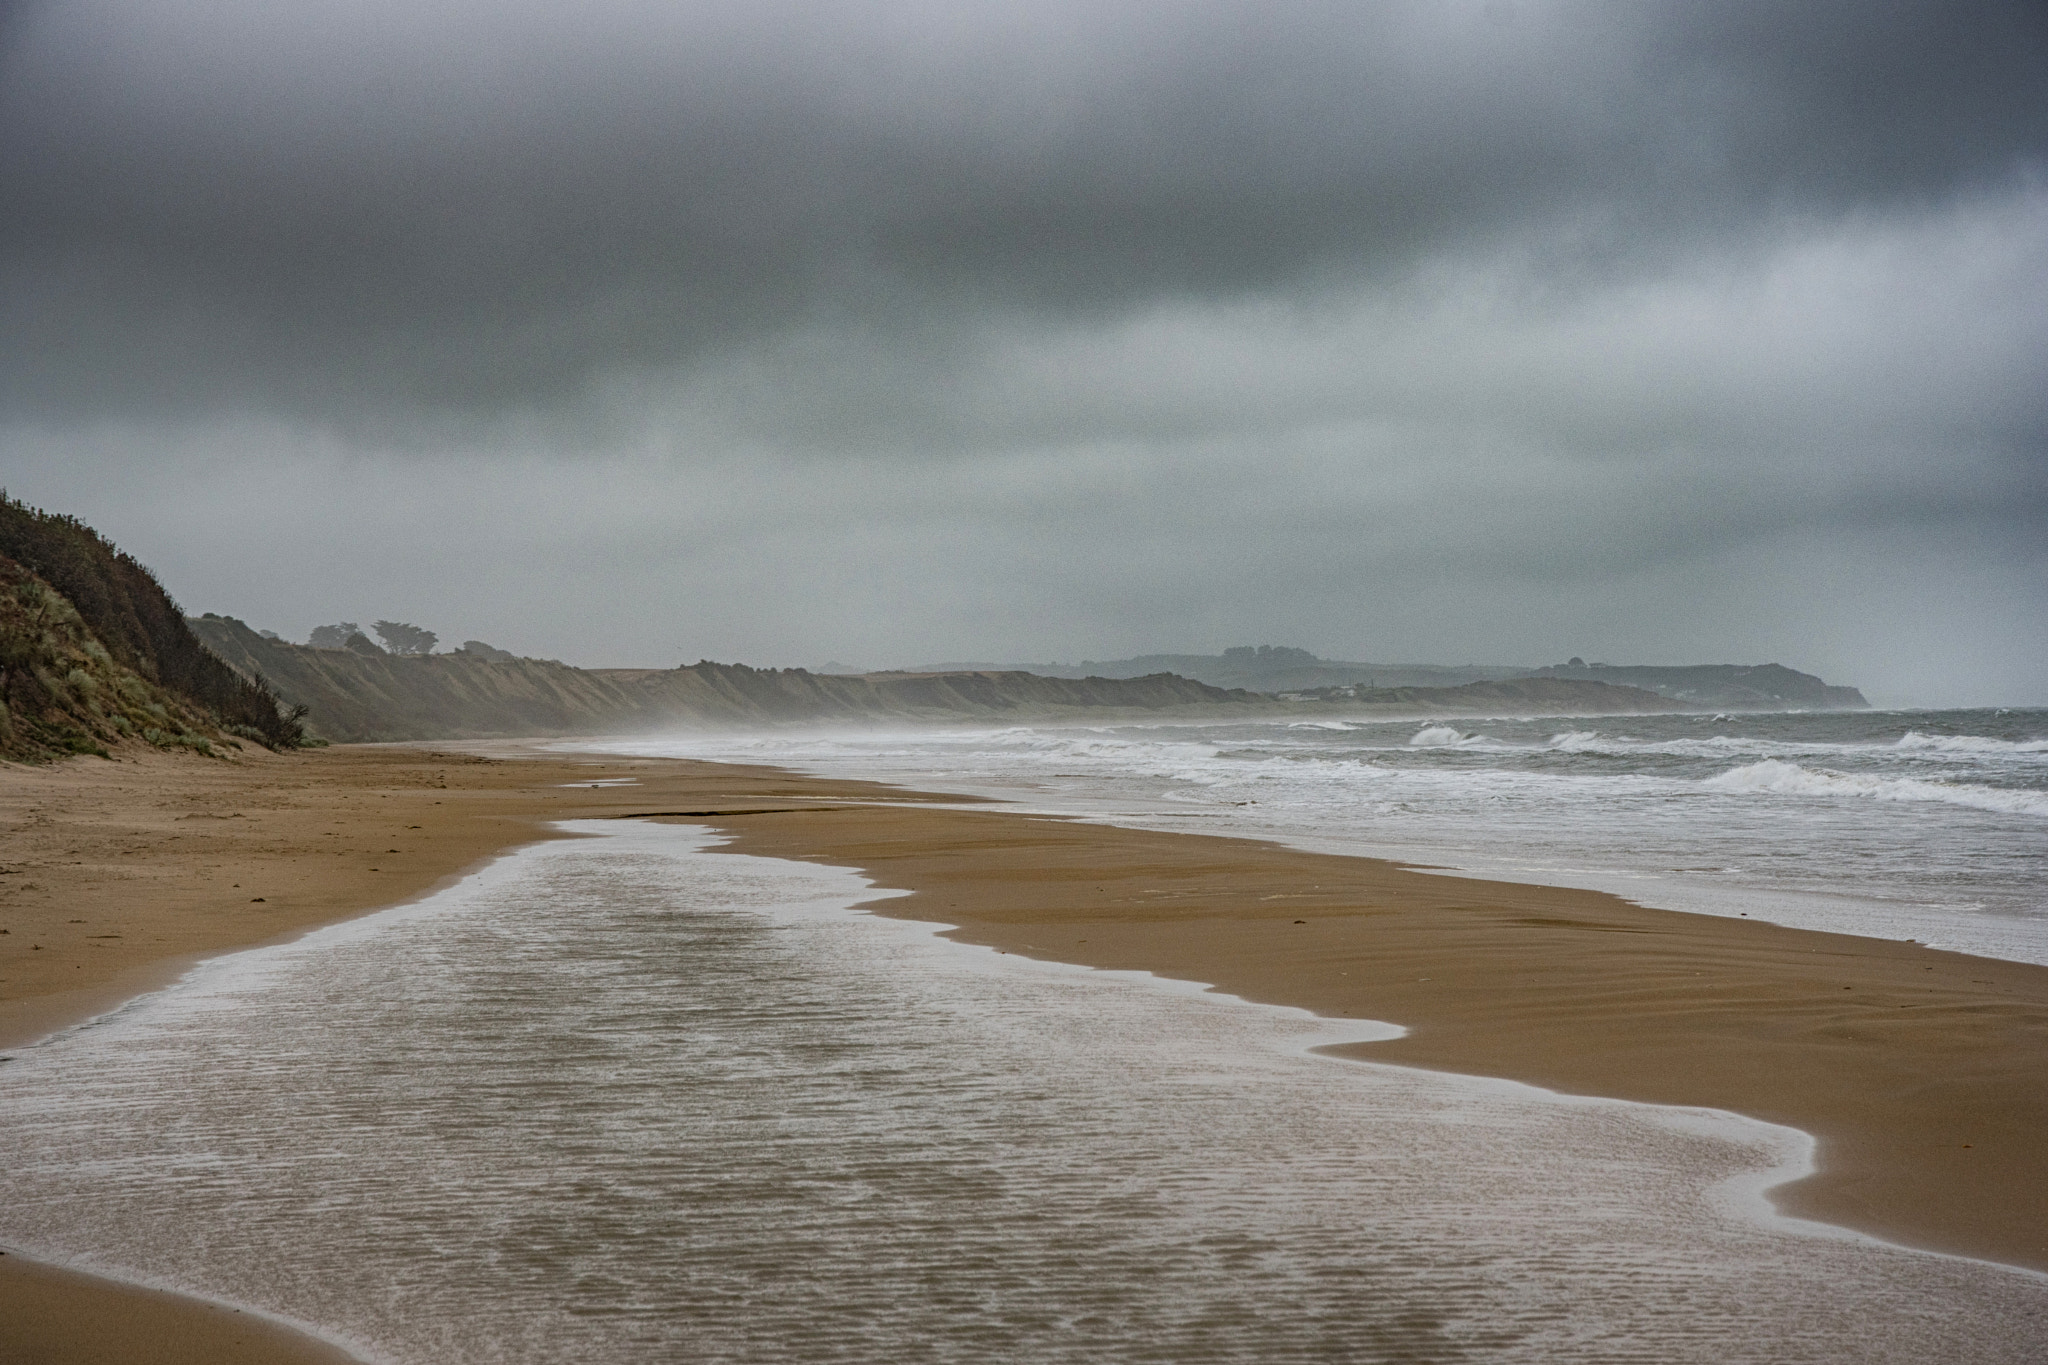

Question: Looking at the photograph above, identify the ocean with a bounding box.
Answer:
[584,707,2048,966]
[3,707,2045,1362]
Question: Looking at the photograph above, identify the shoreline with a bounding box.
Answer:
[664,769,2048,1272]
[4,741,2045,1361]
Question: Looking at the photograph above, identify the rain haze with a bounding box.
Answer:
[3,0,2044,705]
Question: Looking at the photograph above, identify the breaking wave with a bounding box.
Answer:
[1704,759,2048,817]
[1408,725,1484,747]
[1538,729,2048,764]
[1894,731,2048,755]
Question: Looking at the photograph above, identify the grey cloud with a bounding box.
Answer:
[665,188,2048,454]
[3,0,2043,425]
[3,0,2044,704]
[4,419,2037,704]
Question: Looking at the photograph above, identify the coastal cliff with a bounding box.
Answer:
[188,616,1264,742]
[0,497,303,760]
[1528,661,1869,709]
[920,646,1869,709]
[188,616,1688,743]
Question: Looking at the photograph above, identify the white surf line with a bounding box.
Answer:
[637,758,2046,965]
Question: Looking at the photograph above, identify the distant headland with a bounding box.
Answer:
[904,645,1869,711]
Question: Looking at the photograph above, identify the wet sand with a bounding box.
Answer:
[0,1253,362,1365]
[3,742,2044,1361]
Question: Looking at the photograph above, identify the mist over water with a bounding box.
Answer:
[1,822,2043,1363]
[590,708,2048,965]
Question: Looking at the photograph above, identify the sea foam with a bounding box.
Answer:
[1705,759,2048,817]
[1895,731,2048,755]
[1408,724,1479,747]
[571,707,2048,967]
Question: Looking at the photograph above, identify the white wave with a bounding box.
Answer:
[1704,760,2048,817]
[1543,731,1796,759]
[1895,731,2048,755]
[1542,730,2027,762]
[1407,725,1480,747]
[1523,729,2041,765]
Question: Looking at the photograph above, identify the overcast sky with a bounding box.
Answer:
[4,0,2044,704]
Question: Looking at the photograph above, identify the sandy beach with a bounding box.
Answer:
[3,741,2044,1362]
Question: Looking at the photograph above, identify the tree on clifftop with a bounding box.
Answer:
[373,620,438,655]
[308,622,361,649]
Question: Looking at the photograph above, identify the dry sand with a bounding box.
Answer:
[3,741,2044,1362]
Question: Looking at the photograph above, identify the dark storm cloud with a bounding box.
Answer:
[3,0,2043,424]
[4,0,2045,703]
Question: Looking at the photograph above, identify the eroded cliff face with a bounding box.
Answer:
[190,616,1698,744]
[188,618,1260,742]
[191,617,655,741]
